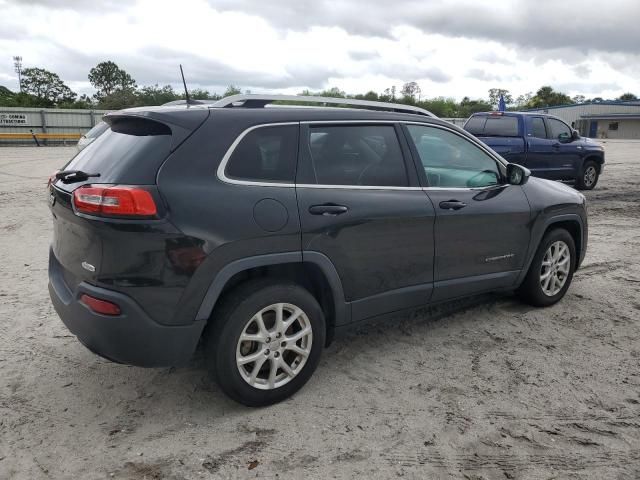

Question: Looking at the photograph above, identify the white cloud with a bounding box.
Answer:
[0,0,638,100]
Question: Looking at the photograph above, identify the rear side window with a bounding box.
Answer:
[465,115,519,136]
[62,118,172,186]
[225,125,298,183]
[306,125,408,186]
[531,117,547,138]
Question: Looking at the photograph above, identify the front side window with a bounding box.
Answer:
[306,125,408,186]
[406,125,502,188]
[225,125,298,183]
[547,118,571,141]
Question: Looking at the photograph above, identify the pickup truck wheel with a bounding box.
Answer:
[576,160,599,190]
[517,228,576,307]
[204,280,325,407]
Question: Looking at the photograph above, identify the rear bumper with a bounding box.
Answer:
[48,249,205,367]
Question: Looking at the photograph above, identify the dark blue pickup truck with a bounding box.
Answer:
[464,112,605,190]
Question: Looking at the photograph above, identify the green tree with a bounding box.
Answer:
[20,67,76,106]
[223,85,242,97]
[513,92,533,109]
[400,81,421,102]
[353,90,380,101]
[188,88,219,100]
[457,96,493,117]
[98,90,139,110]
[618,92,638,101]
[88,61,136,101]
[488,88,513,108]
[136,84,179,106]
[527,86,573,108]
[572,95,586,103]
[59,94,94,109]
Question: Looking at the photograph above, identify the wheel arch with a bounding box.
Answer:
[583,154,604,172]
[518,214,586,285]
[195,252,349,346]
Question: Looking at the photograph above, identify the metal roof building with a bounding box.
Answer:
[526,101,640,139]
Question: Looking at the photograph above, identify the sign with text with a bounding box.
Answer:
[0,113,28,125]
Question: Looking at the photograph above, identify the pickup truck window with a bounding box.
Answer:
[406,125,501,189]
[531,117,547,139]
[547,118,572,141]
[465,115,519,137]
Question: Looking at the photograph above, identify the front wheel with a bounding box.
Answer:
[205,280,325,407]
[517,229,576,307]
[576,160,599,190]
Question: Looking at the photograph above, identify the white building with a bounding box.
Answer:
[526,101,640,139]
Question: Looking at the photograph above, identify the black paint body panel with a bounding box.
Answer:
[48,104,589,367]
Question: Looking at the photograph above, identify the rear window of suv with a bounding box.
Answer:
[61,118,172,187]
[465,115,519,137]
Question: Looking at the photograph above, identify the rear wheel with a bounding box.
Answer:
[517,229,576,307]
[576,160,599,190]
[205,280,325,407]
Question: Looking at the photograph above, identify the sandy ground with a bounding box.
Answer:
[0,142,639,480]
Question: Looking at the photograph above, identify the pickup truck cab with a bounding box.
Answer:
[464,112,605,190]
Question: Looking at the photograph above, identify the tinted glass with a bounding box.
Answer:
[547,118,571,139]
[465,115,518,136]
[226,125,298,183]
[62,119,171,186]
[85,121,109,139]
[407,125,501,188]
[531,117,547,138]
[464,116,486,135]
[307,125,408,186]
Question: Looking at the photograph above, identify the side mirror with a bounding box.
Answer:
[506,163,531,186]
[571,129,580,140]
[558,132,572,143]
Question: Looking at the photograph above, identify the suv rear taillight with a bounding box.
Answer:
[73,185,157,218]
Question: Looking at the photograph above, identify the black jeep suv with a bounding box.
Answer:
[48,95,588,406]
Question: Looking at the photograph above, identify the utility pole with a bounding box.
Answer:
[13,56,23,92]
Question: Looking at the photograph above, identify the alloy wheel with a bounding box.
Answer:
[235,303,313,390]
[583,166,597,187]
[539,240,571,296]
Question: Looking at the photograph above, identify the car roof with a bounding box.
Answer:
[112,103,457,129]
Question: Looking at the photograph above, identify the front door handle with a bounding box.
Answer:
[552,143,561,149]
[439,200,467,211]
[309,204,348,216]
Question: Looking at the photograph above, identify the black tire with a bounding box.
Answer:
[204,279,325,407]
[575,159,599,190]
[517,228,576,307]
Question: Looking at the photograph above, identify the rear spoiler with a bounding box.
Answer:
[104,108,210,152]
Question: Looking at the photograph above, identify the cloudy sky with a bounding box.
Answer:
[1,0,639,101]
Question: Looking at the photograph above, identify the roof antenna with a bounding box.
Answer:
[180,64,191,105]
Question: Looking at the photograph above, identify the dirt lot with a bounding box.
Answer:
[1,142,639,479]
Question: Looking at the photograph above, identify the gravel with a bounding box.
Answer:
[1,142,639,479]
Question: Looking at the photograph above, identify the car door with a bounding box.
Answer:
[295,122,436,322]
[545,117,582,180]
[524,115,554,178]
[403,123,531,302]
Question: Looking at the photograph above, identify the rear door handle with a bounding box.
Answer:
[309,204,348,216]
[552,143,561,149]
[439,200,467,211]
